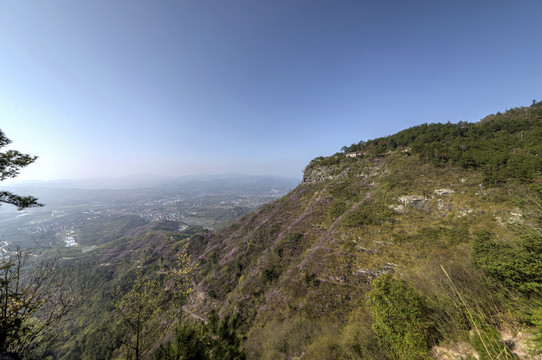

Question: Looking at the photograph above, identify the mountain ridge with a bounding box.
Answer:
[181,101,542,359]
[47,101,542,359]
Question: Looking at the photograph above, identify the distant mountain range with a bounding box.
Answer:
[2,174,299,207]
[5,173,299,191]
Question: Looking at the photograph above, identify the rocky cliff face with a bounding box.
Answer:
[302,164,348,183]
[302,156,384,183]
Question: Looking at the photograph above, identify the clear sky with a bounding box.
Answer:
[1,0,541,182]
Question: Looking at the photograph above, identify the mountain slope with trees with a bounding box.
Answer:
[6,101,542,359]
[179,101,542,359]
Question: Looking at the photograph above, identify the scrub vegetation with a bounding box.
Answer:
[186,101,542,359]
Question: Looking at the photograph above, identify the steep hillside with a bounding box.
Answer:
[49,102,542,359]
[52,221,207,360]
[185,102,542,359]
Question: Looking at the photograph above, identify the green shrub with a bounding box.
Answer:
[337,306,386,360]
[328,181,366,202]
[532,303,542,350]
[305,333,343,360]
[328,200,348,223]
[245,317,321,360]
[275,232,304,258]
[156,311,246,360]
[156,322,210,360]
[341,202,393,227]
[260,267,280,284]
[368,275,433,360]
[471,231,542,295]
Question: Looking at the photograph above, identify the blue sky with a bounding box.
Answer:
[1,0,541,181]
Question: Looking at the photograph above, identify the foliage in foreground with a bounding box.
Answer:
[0,129,42,209]
[368,274,434,360]
[0,129,75,359]
[472,231,542,295]
[0,244,76,359]
[156,310,245,360]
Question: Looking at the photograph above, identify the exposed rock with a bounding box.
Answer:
[501,330,542,359]
[389,204,405,213]
[345,152,361,158]
[435,188,456,195]
[510,212,524,224]
[356,247,379,254]
[437,200,453,212]
[458,208,473,217]
[354,263,396,280]
[398,195,428,204]
[432,341,478,360]
[397,195,430,211]
[303,165,349,183]
[496,211,524,225]
[303,161,382,183]
[433,330,542,360]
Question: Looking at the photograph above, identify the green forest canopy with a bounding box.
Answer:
[332,101,542,187]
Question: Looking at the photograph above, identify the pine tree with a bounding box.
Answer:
[0,130,42,210]
[112,270,161,360]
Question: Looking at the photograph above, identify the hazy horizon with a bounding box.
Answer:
[2,172,301,190]
[2,1,541,183]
